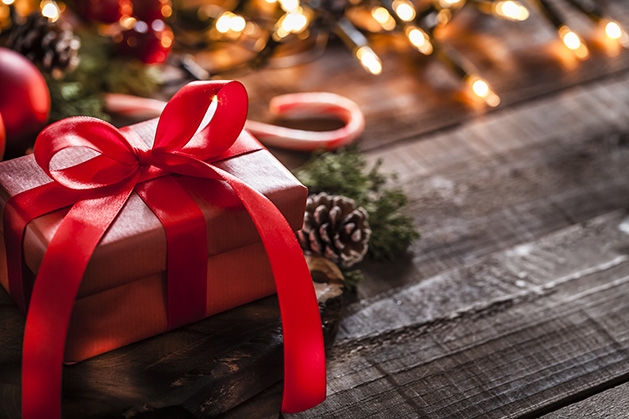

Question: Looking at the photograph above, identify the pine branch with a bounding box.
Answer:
[45,30,163,122]
[295,146,420,262]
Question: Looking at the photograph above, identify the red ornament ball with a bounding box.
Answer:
[0,48,50,155]
[114,19,173,64]
[77,0,133,24]
[131,0,172,22]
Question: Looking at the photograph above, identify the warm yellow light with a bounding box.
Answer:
[356,46,382,75]
[493,0,529,21]
[439,0,464,9]
[371,6,396,31]
[2,0,15,5]
[229,15,246,32]
[559,26,589,58]
[562,31,580,50]
[40,0,60,21]
[274,8,309,39]
[281,10,308,33]
[472,79,489,97]
[467,75,500,107]
[406,27,433,55]
[279,0,299,12]
[605,21,622,39]
[392,0,416,21]
[215,12,245,34]
[119,15,137,29]
[215,13,232,33]
[603,20,629,47]
[160,33,173,48]
[436,9,452,25]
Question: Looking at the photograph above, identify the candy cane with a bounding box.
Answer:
[105,91,365,151]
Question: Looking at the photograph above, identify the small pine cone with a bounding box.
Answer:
[297,192,371,269]
[7,13,81,78]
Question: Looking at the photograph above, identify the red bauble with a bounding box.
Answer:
[0,48,50,156]
[114,19,173,64]
[77,0,133,24]
[131,0,172,22]
[0,113,6,160]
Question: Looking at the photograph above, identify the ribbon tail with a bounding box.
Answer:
[136,176,208,330]
[4,182,81,312]
[215,168,327,413]
[21,184,135,419]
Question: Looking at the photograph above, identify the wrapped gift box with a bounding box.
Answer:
[0,117,308,363]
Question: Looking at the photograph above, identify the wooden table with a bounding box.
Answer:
[2,0,629,417]
[241,0,629,417]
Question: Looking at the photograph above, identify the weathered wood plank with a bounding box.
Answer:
[540,381,629,419]
[287,211,629,418]
[350,70,629,300]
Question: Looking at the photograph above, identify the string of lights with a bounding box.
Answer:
[1,0,627,108]
[171,0,628,107]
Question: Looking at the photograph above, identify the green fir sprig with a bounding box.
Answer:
[46,30,163,123]
[295,145,420,264]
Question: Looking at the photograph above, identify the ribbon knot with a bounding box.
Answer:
[136,147,153,168]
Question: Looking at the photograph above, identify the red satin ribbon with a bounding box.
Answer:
[4,80,325,418]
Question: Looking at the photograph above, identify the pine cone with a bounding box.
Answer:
[7,13,80,78]
[297,192,371,269]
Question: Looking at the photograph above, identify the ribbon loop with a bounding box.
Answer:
[34,117,139,191]
[155,80,248,160]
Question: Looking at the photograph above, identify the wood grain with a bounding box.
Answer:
[287,211,629,418]
[540,381,629,419]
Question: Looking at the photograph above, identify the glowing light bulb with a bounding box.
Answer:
[406,27,433,55]
[120,16,137,29]
[371,6,396,31]
[282,10,308,32]
[467,75,500,107]
[215,12,246,34]
[229,15,246,32]
[273,7,309,39]
[562,31,580,49]
[215,13,232,33]
[2,0,15,5]
[392,0,416,21]
[356,46,382,75]
[40,0,60,21]
[438,0,464,9]
[279,0,299,12]
[603,19,629,47]
[493,0,529,21]
[559,25,589,58]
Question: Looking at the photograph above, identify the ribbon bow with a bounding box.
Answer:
[9,81,325,418]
